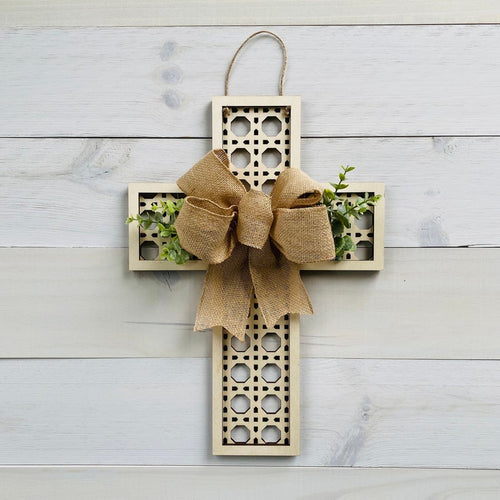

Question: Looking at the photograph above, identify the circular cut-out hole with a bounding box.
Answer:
[231,394,250,414]
[140,241,159,260]
[262,363,281,383]
[231,334,250,352]
[262,148,281,169]
[262,425,281,443]
[262,395,281,414]
[262,116,282,136]
[231,116,251,136]
[231,425,250,444]
[231,148,250,168]
[356,210,374,230]
[231,363,250,383]
[262,332,281,352]
[354,240,373,261]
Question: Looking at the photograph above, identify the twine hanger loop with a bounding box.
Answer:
[224,30,288,96]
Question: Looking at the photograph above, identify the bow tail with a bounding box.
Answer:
[194,244,254,341]
[249,240,313,328]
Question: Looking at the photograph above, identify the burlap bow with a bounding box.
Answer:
[175,149,335,340]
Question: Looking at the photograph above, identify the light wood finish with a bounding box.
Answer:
[1,136,496,248]
[2,27,500,137]
[212,312,300,455]
[1,247,498,359]
[2,1,500,27]
[1,357,500,467]
[127,182,384,270]
[2,466,500,499]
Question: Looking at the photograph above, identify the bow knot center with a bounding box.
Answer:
[236,189,273,249]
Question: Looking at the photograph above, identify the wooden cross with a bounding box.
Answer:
[128,95,384,456]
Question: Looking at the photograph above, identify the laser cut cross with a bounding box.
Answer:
[128,96,384,456]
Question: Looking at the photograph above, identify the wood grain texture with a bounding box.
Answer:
[0,248,498,359]
[2,26,500,137]
[2,1,500,27]
[1,357,499,467]
[1,137,499,248]
[1,466,500,500]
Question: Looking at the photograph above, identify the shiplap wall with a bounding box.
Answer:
[1,3,500,498]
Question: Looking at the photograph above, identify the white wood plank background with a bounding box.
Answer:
[2,26,500,137]
[1,137,499,248]
[2,467,500,500]
[3,0,500,27]
[1,3,500,495]
[1,358,499,468]
[1,248,498,359]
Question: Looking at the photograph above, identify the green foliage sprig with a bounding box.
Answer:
[126,198,193,264]
[322,166,382,260]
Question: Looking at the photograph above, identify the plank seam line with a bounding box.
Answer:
[0,464,499,470]
[2,357,500,361]
[4,23,500,28]
[3,135,500,140]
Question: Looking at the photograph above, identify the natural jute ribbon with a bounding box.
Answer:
[176,150,335,340]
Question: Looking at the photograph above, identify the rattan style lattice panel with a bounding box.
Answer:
[138,191,182,262]
[212,300,300,455]
[212,96,301,190]
[222,106,290,190]
[221,301,292,447]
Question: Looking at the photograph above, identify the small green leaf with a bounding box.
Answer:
[332,210,350,227]
[166,200,176,214]
[335,237,345,259]
[323,188,335,204]
[330,218,344,236]
[343,235,356,252]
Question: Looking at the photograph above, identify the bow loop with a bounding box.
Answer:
[175,197,237,265]
[271,168,323,209]
[177,149,246,206]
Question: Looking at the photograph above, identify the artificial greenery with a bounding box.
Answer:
[127,166,381,264]
[322,165,382,260]
[126,198,193,264]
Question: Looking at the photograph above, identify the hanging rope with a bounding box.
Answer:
[225,30,288,96]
